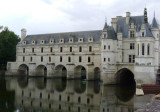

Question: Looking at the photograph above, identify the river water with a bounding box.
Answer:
[0,76,153,112]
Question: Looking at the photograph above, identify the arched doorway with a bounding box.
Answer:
[36,65,47,77]
[115,68,135,85]
[55,65,67,79]
[18,64,29,75]
[74,66,86,80]
[94,67,100,80]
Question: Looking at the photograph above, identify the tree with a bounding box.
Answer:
[0,27,20,69]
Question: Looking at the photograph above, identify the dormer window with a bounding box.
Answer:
[69,38,73,43]
[130,31,135,38]
[79,37,83,42]
[104,34,107,38]
[142,32,145,37]
[59,38,64,43]
[41,40,45,44]
[32,40,35,44]
[50,39,54,44]
[23,41,26,45]
[88,37,93,42]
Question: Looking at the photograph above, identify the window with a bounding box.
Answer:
[68,57,71,62]
[41,40,45,44]
[49,57,51,62]
[67,96,70,102]
[130,31,135,38]
[32,40,35,44]
[29,92,31,97]
[104,45,106,50]
[87,98,90,104]
[23,48,25,53]
[138,44,139,55]
[41,47,43,53]
[104,34,106,38]
[59,95,61,101]
[23,56,25,62]
[49,104,51,109]
[79,38,83,42]
[40,93,42,98]
[79,46,82,52]
[129,55,135,63]
[108,45,110,50]
[60,56,62,62]
[69,38,73,43]
[108,58,110,62]
[104,58,106,62]
[50,47,52,52]
[30,57,32,62]
[142,43,145,55]
[89,46,92,52]
[70,47,72,52]
[32,48,34,53]
[60,47,63,52]
[142,32,145,37]
[78,107,80,112]
[147,44,150,55]
[48,94,50,99]
[88,57,91,62]
[130,43,134,49]
[78,97,81,103]
[79,56,82,62]
[41,56,43,62]
[59,105,61,110]
[50,39,54,44]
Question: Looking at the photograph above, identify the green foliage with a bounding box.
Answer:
[0,28,20,69]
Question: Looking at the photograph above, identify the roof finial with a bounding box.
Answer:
[105,17,107,24]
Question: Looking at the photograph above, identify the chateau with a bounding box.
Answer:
[6,8,160,84]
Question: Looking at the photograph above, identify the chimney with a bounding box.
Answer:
[111,18,117,32]
[21,28,27,41]
[126,12,130,24]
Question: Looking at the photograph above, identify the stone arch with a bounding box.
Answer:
[36,65,47,76]
[115,68,135,85]
[55,65,67,79]
[74,65,86,80]
[18,64,29,75]
[94,67,100,80]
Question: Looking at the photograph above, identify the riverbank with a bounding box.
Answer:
[135,95,160,112]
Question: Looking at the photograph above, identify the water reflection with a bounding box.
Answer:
[4,77,138,112]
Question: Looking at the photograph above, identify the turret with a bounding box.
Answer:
[144,8,148,25]
[21,28,27,41]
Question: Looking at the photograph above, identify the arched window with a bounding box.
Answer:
[30,57,32,62]
[108,45,110,50]
[104,45,106,50]
[41,47,43,53]
[89,46,92,52]
[41,56,43,62]
[142,43,145,55]
[147,44,150,55]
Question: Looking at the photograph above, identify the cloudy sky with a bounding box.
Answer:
[0,0,159,36]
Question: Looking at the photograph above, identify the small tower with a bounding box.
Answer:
[21,28,27,42]
[144,8,148,25]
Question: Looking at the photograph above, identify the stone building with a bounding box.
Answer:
[6,8,160,84]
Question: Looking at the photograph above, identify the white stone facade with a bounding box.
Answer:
[6,8,160,84]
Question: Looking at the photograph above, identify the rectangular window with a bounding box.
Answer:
[130,31,135,38]
[32,48,34,53]
[60,47,63,52]
[79,46,82,52]
[41,47,43,53]
[68,57,71,62]
[129,55,135,63]
[79,56,82,62]
[50,47,52,52]
[108,45,110,50]
[142,32,145,37]
[70,47,72,52]
[130,43,135,49]
[104,45,106,50]
[88,57,91,62]
[41,56,43,62]
[23,56,25,62]
[108,58,110,62]
[60,56,62,62]
[89,46,92,52]
[23,48,25,53]
[104,58,106,62]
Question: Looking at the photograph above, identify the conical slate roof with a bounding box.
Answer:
[151,17,159,28]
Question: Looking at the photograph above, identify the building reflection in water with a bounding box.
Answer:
[6,77,136,112]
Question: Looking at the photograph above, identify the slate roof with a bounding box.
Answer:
[116,16,153,37]
[23,30,102,45]
[151,17,159,28]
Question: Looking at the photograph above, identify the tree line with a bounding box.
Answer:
[0,26,20,70]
